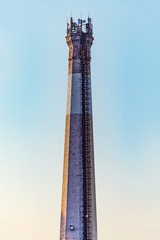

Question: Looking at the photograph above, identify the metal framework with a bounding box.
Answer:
[82,33,93,240]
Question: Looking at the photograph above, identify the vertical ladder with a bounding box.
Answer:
[82,35,93,240]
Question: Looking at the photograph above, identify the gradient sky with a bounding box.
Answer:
[0,0,160,239]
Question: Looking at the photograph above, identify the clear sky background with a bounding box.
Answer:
[0,0,160,239]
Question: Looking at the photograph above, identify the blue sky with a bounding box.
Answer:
[0,0,160,239]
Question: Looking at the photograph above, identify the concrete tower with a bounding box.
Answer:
[60,17,97,240]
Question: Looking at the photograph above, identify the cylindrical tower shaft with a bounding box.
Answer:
[60,17,97,240]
